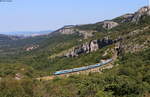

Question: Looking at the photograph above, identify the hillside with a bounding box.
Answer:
[0,6,150,97]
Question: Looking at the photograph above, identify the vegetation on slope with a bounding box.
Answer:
[0,15,149,78]
[0,7,150,97]
[0,48,150,97]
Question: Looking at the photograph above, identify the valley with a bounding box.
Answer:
[0,6,150,97]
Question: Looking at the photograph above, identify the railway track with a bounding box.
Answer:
[37,50,118,80]
[53,59,113,75]
[37,58,114,81]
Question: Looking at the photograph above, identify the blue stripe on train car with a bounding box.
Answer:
[54,59,113,75]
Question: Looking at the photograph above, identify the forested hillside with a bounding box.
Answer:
[0,6,150,97]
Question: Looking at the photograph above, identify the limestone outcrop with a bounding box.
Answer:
[56,25,94,39]
[102,21,119,29]
[132,6,150,23]
[64,37,121,57]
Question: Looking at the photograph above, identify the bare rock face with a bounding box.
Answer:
[64,37,120,57]
[90,40,99,52]
[65,42,90,57]
[82,42,90,53]
[137,6,150,15]
[56,25,94,39]
[120,6,150,23]
[25,45,39,51]
[103,21,119,29]
[132,6,150,23]
[15,73,23,80]
[58,25,76,34]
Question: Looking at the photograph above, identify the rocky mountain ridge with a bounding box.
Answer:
[53,6,149,38]
[119,6,150,23]
[48,6,150,58]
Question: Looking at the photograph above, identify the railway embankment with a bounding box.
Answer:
[37,59,115,81]
[37,49,118,80]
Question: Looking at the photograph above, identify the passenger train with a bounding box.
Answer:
[54,59,113,75]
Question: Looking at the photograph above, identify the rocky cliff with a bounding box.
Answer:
[120,6,150,23]
[64,37,121,57]
[102,21,119,29]
[132,6,150,23]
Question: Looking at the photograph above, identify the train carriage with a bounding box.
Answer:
[54,59,113,75]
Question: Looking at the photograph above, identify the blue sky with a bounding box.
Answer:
[0,0,148,33]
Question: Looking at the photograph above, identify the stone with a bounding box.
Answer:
[132,6,150,23]
[64,37,121,57]
[26,45,39,51]
[90,40,99,52]
[103,21,119,29]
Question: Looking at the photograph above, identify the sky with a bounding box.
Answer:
[0,0,149,34]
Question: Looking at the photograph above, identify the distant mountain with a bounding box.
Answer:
[0,30,53,37]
